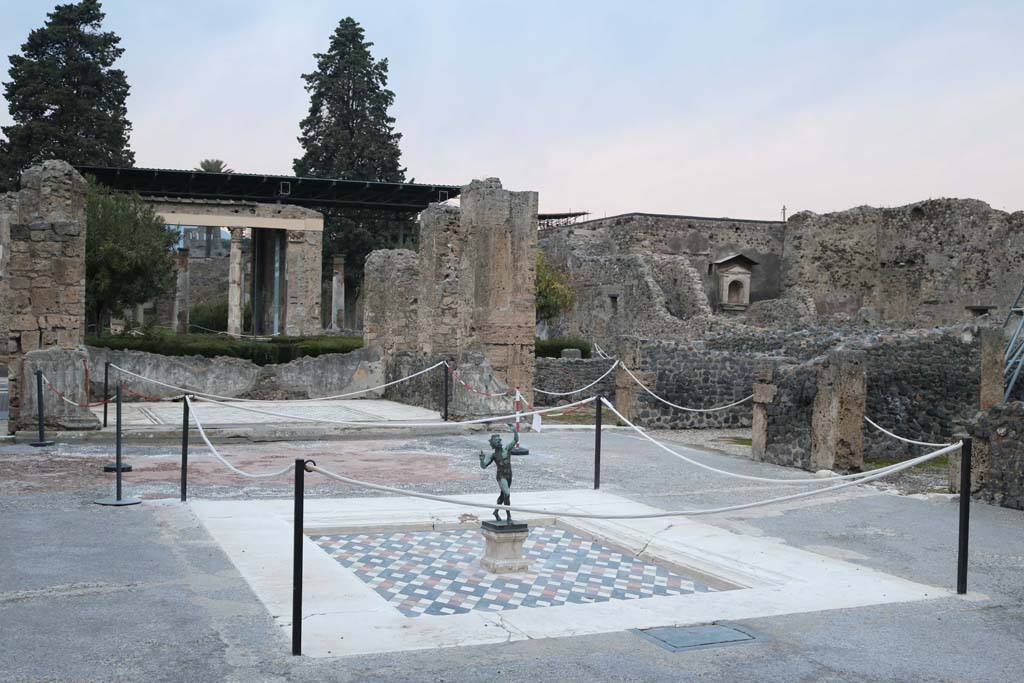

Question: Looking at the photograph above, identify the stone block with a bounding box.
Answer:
[753,383,777,404]
[479,524,531,574]
[560,348,583,359]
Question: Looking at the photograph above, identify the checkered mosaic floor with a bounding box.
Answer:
[310,526,716,617]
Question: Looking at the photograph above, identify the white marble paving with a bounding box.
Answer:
[190,490,950,658]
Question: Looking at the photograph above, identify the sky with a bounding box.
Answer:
[1,0,1022,219]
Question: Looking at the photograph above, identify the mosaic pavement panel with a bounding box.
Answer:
[310,526,717,617]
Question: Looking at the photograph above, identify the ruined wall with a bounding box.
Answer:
[363,249,420,359]
[85,345,383,401]
[968,402,1024,510]
[284,229,323,336]
[539,212,785,345]
[785,200,1024,324]
[189,256,229,308]
[5,161,94,430]
[364,178,537,407]
[533,357,617,407]
[0,192,14,366]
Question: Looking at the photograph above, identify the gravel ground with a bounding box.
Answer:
[1,427,1020,682]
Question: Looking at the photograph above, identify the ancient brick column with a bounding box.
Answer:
[810,350,866,471]
[227,228,244,337]
[173,247,190,335]
[6,161,89,431]
[331,254,346,331]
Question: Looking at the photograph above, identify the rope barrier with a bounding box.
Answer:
[40,374,113,408]
[863,416,953,448]
[185,396,296,479]
[444,362,515,399]
[109,361,445,403]
[620,364,754,412]
[600,398,937,485]
[306,439,960,519]
[189,392,596,428]
[534,360,620,396]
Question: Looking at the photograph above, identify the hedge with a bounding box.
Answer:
[534,337,592,359]
[87,333,363,365]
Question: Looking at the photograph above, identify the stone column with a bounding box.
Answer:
[460,178,538,405]
[6,161,91,432]
[331,254,346,331]
[810,351,866,472]
[227,228,244,337]
[284,229,323,336]
[173,247,190,335]
[751,360,776,462]
[0,192,14,370]
[950,326,1004,493]
[613,338,653,422]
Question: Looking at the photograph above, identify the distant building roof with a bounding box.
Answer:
[76,165,461,212]
[712,253,759,268]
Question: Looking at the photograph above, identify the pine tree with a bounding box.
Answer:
[0,0,134,191]
[293,17,411,287]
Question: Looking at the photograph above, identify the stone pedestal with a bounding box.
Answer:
[480,520,530,574]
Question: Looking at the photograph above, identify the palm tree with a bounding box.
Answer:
[194,159,234,255]
[195,159,233,173]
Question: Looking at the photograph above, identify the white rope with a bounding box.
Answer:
[863,416,953,448]
[185,396,295,479]
[306,440,960,519]
[620,363,754,412]
[189,392,596,428]
[601,398,936,485]
[109,361,445,403]
[534,360,620,396]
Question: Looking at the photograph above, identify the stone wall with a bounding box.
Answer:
[539,213,784,346]
[384,350,512,418]
[5,161,92,431]
[533,357,617,407]
[785,199,1024,325]
[967,402,1024,510]
[626,338,758,429]
[363,178,538,408]
[757,360,819,470]
[189,256,229,308]
[85,345,383,401]
[0,191,14,367]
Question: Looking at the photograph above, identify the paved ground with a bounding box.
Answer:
[1,426,1020,682]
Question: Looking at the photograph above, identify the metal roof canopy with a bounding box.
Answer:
[76,166,461,211]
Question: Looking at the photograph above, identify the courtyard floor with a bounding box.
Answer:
[1,427,1020,682]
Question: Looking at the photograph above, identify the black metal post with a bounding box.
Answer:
[102,362,110,428]
[594,395,603,490]
[442,362,450,422]
[30,369,54,447]
[957,438,972,595]
[180,398,190,502]
[292,458,305,656]
[95,386,139,506]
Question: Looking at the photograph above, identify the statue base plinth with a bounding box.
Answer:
[480,520,530,574]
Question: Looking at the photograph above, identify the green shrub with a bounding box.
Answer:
[87,333,363,365]
[535,337,592,359]
[189,300,229,332]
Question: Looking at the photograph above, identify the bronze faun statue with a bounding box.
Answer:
[479,425,518,522]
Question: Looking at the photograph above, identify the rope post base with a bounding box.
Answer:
[96,386,139,507]
[29,369,54,447]
[957,438,972,595]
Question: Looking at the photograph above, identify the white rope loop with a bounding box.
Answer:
[620,363,754,412]
[185,395,295,479]
[307,439,960,519]
[534,360,620,396]
[600,398,943,485]
[863,416,953,448]
[109,361,445,403]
